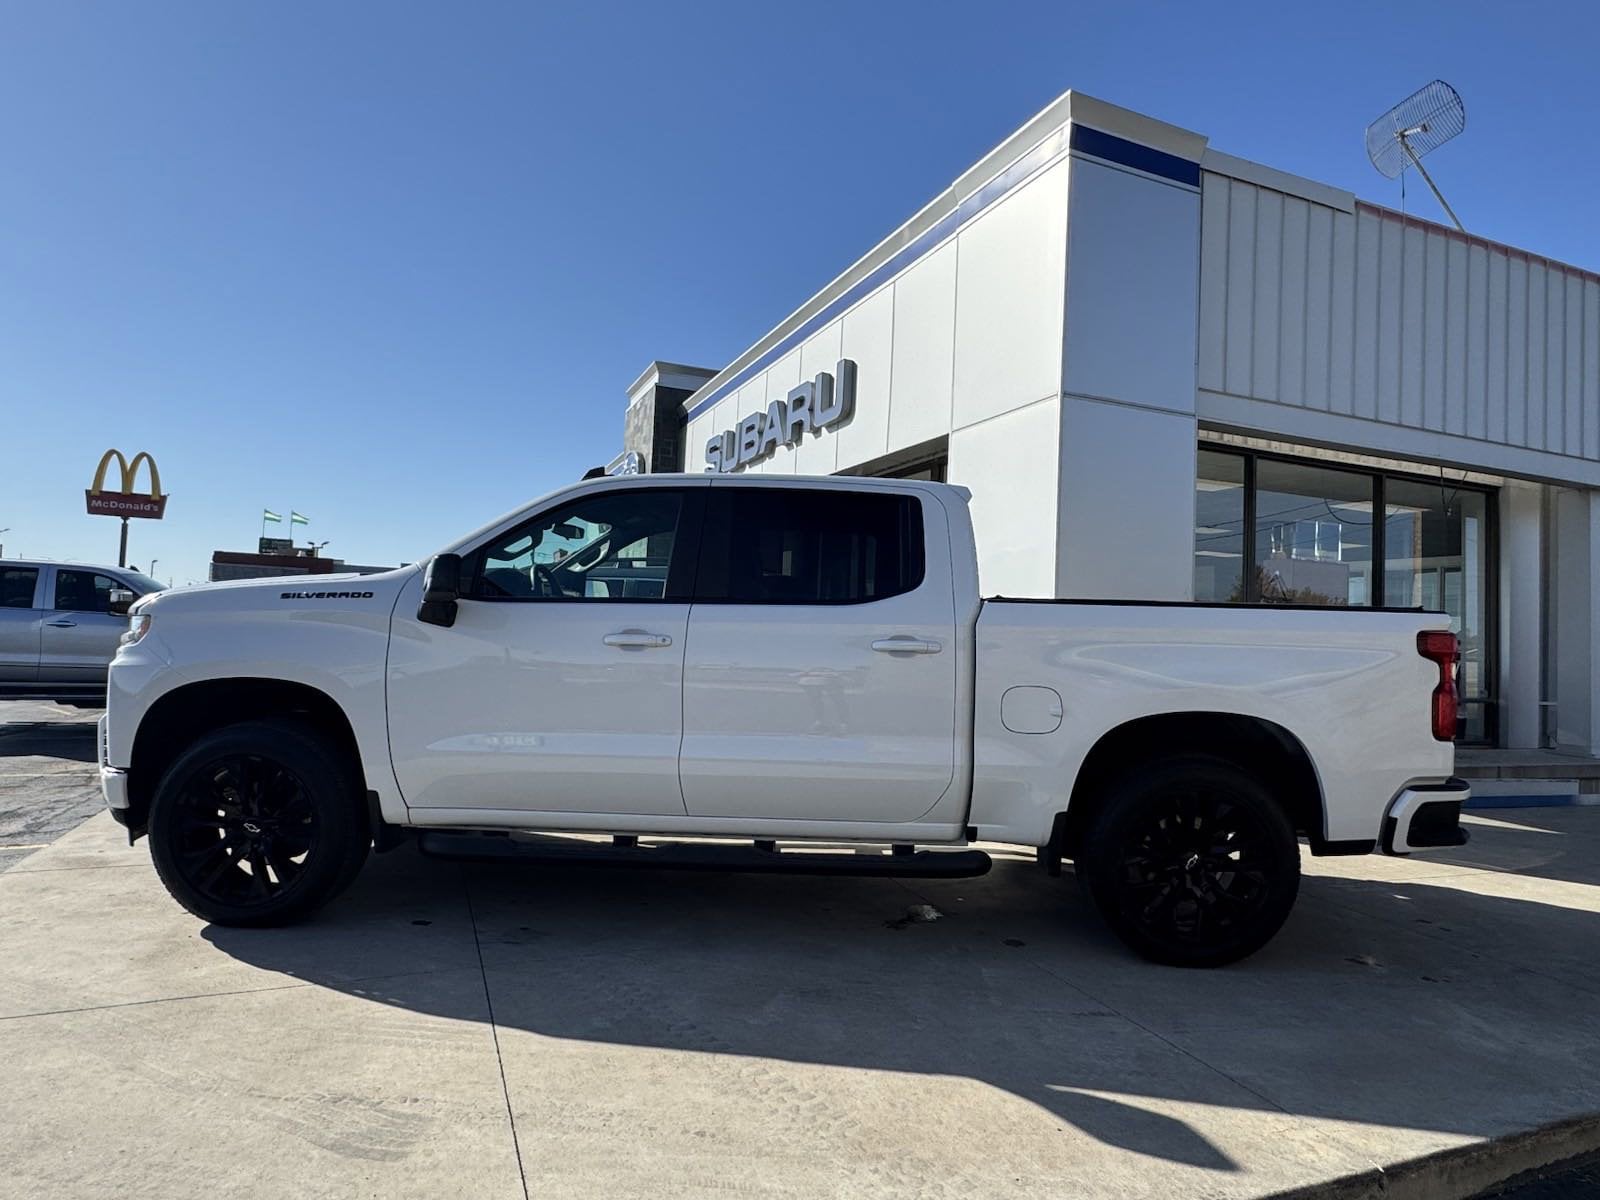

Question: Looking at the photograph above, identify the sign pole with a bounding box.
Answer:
[118,518,129,568]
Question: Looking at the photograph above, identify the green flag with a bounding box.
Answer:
[262,509,282,523]
[290,511,309,526]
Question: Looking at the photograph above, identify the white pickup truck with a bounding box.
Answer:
[100,475,1468,966]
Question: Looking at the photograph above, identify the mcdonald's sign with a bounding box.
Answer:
[85,449,168,519]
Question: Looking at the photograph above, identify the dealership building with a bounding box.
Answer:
[618,90,1600,758]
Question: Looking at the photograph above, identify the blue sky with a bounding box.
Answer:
[4,0,1598,584]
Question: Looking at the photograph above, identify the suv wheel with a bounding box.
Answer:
[1078,755,1300,967]
[148,719,369,926]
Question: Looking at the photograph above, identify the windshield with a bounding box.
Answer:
[122,572,167,594]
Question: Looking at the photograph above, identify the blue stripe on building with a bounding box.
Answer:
[1067,125,1202,187]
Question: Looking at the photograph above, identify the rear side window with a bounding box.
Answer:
[697,489,924,604]
[1,568,38,609]
[53,570,117,614]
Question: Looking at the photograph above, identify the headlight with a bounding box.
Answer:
[120,613,153,647]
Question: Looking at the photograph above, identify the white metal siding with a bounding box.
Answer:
[1199,173,1600,477]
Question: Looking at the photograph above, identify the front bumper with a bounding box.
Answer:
[98,712,130,820]
[101,766,130,812]
[1381,777,1471,855]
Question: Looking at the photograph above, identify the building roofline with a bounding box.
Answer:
[626,360,720,406]
[1201,149,1356,212]
[673,88,1600,423]
[1356,200,1600,286]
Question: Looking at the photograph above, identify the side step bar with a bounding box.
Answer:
[416,832,992,879]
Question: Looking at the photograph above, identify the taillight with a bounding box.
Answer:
[1417,630,1459,741]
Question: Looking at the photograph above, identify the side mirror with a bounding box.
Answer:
[108,588,136,616]
[418,553,462,628]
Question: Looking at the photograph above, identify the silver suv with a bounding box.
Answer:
[0,560,165,701]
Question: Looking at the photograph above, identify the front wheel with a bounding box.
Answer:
[148,719,370,926]
[1077,756,1300,967]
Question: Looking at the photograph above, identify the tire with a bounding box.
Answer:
[1077,755,1299,968]
[148,719,370,926]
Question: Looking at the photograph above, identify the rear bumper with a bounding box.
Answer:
[1381,777,1471,855]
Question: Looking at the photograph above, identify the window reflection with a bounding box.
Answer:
[1384,480,1489,742]
[1254,461,1374,607]
[1191,446,1495,743]
[1193,451,1245,602]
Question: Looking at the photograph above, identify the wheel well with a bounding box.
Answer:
[125,678,365,839]
[1053,712,1325,862]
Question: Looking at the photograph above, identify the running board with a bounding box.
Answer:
[416,832,992,878]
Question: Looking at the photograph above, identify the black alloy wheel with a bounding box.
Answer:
[148,719,369,926]
[167,753,319,907]
[1079,756,1299,967]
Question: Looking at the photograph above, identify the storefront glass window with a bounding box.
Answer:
[1194,450,1246,602]
[1193,443,1497,743]
[1253,461,1375,607]
[1384,480,1490,742]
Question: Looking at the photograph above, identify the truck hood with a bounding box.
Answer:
[134,565,421,616]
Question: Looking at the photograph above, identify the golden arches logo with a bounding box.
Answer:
[85,449,168,519]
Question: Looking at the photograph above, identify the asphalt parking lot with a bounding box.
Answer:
[0,699,105,875]
[3,700,1600,1199]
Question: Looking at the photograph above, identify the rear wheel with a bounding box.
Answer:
[1077,756,1299,967]
[148,719,369,926]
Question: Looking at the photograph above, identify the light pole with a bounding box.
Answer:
[309,540,330,557]
[0,528,9,557]
[149,559,159,577]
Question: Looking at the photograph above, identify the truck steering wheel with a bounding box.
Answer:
[532,562,561,598]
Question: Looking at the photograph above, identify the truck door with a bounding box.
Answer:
[678,484,958,824]
[387,483,704,817]
[39,568,129,687]
[0,566,43,685]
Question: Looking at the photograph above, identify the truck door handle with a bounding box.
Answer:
[45,619,78,628]
[602,631,673,649]
[871,636,942,655]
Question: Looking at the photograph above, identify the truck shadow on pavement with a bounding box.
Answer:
[0,718,99,763]
[201,810,1600,1178]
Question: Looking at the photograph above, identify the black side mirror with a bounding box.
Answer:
[418,553,462,628]
[108,588,136,616]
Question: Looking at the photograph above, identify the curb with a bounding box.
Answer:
[1267,1115,1600,1200]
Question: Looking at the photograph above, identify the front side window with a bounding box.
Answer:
[471,490,684,601]
[53,570,118,614]
[699,489,923,604]
[1,568,39,609]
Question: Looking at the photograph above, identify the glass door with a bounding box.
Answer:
[1383,480,1491,743]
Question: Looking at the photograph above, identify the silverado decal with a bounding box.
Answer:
[279,590,376,599]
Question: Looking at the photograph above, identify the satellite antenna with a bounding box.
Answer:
[1365,80,1467,232]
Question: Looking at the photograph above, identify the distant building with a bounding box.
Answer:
[209,542,396,582]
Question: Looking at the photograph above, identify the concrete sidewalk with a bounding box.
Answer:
[2,803,1600,1199]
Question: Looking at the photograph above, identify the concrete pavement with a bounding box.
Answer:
[3,707,1600,1197]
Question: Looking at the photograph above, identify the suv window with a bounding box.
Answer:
[698,488,924,604]
[470,489,686,601]
[1,568,39,609]
[53,570,118,614]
